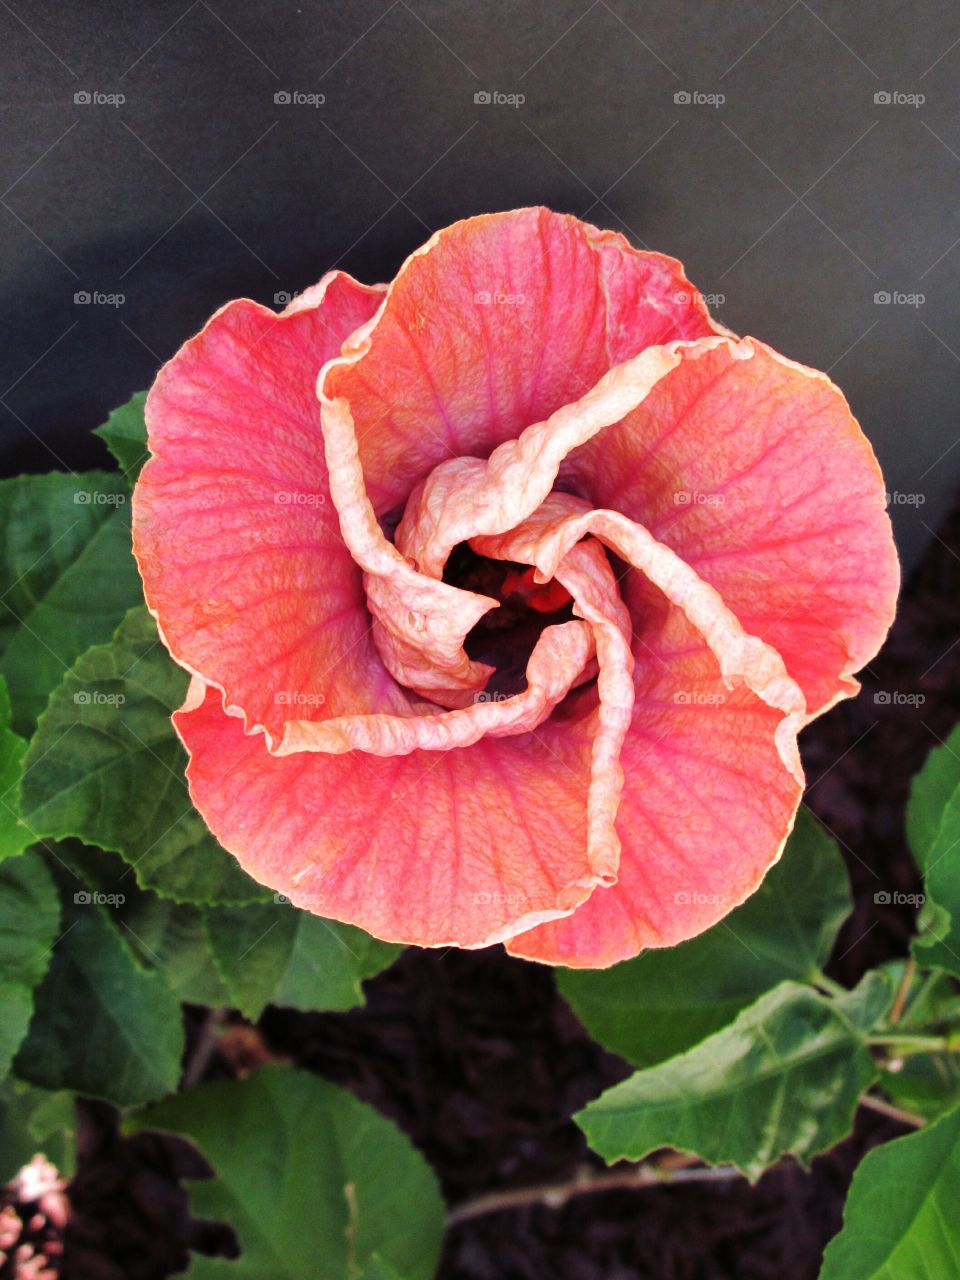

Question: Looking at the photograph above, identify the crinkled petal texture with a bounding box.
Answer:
[133,208,900,966]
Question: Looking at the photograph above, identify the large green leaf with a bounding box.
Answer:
[15,871,184,1106]
[93,390,148,482]
[0,851,60,1079]
[125,1066,446,1280]
[0,470,141,733]
[906,726,960,869]
[577,982,876,1181]
[820,1102,960,1279]
[911,782,960,978]
[0,1077,75,1182]
[905,727,960,975]
[0,675,29,862]
[203,903,401,1020]
[558,809,851,1066]
[48,839,230,1006]
[20,607,267,906]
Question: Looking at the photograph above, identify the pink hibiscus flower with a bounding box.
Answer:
[132,208,899,968]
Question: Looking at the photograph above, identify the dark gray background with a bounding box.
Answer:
[2,0,959,567]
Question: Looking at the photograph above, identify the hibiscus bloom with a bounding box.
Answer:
[132,208,899,968]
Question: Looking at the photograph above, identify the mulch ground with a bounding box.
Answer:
[5,495,960,1280]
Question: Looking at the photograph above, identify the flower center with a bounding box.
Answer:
[442,543,575,697]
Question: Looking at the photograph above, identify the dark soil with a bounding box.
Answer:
[8,495,960,1280]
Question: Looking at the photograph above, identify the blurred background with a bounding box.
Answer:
[2,0,959,567]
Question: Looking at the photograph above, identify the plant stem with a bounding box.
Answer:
[889,956,917,1025]
[446,1163,744,1226]
[859,1093,926,1128]
[869,1032,960,1054]
[814,972,848,999]
[181,1006,227,1089]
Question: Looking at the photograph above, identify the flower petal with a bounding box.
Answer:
[173,682,613,949]
[507,581,804,967]
[470,496,806,968]
[276,617,595,754]
[568,335,900,714]
[132,271,401,744]
[320,207,718,513]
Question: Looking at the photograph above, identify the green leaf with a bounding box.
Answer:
[877,968,960,1121]
[124,896,232,1006]
[48,839,231,1006]
[558,810,851,1066]
[911,783,960,978]
[906,725,960,870]
[125,1065,445,1280]
[0,1077,75,1183]
[0,675,29,862]
[357,1259,406,1280]
[0,851,60,1080]
[15,869,185,1106]
[881,1052,960,1122]
[93,391,148,483]
[0,471,142,734]
[20,607,267,906]
[834,969,897,1034]
[819,1102,960,1279]
[204,903,401,1020]
[576,982,876,1181]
